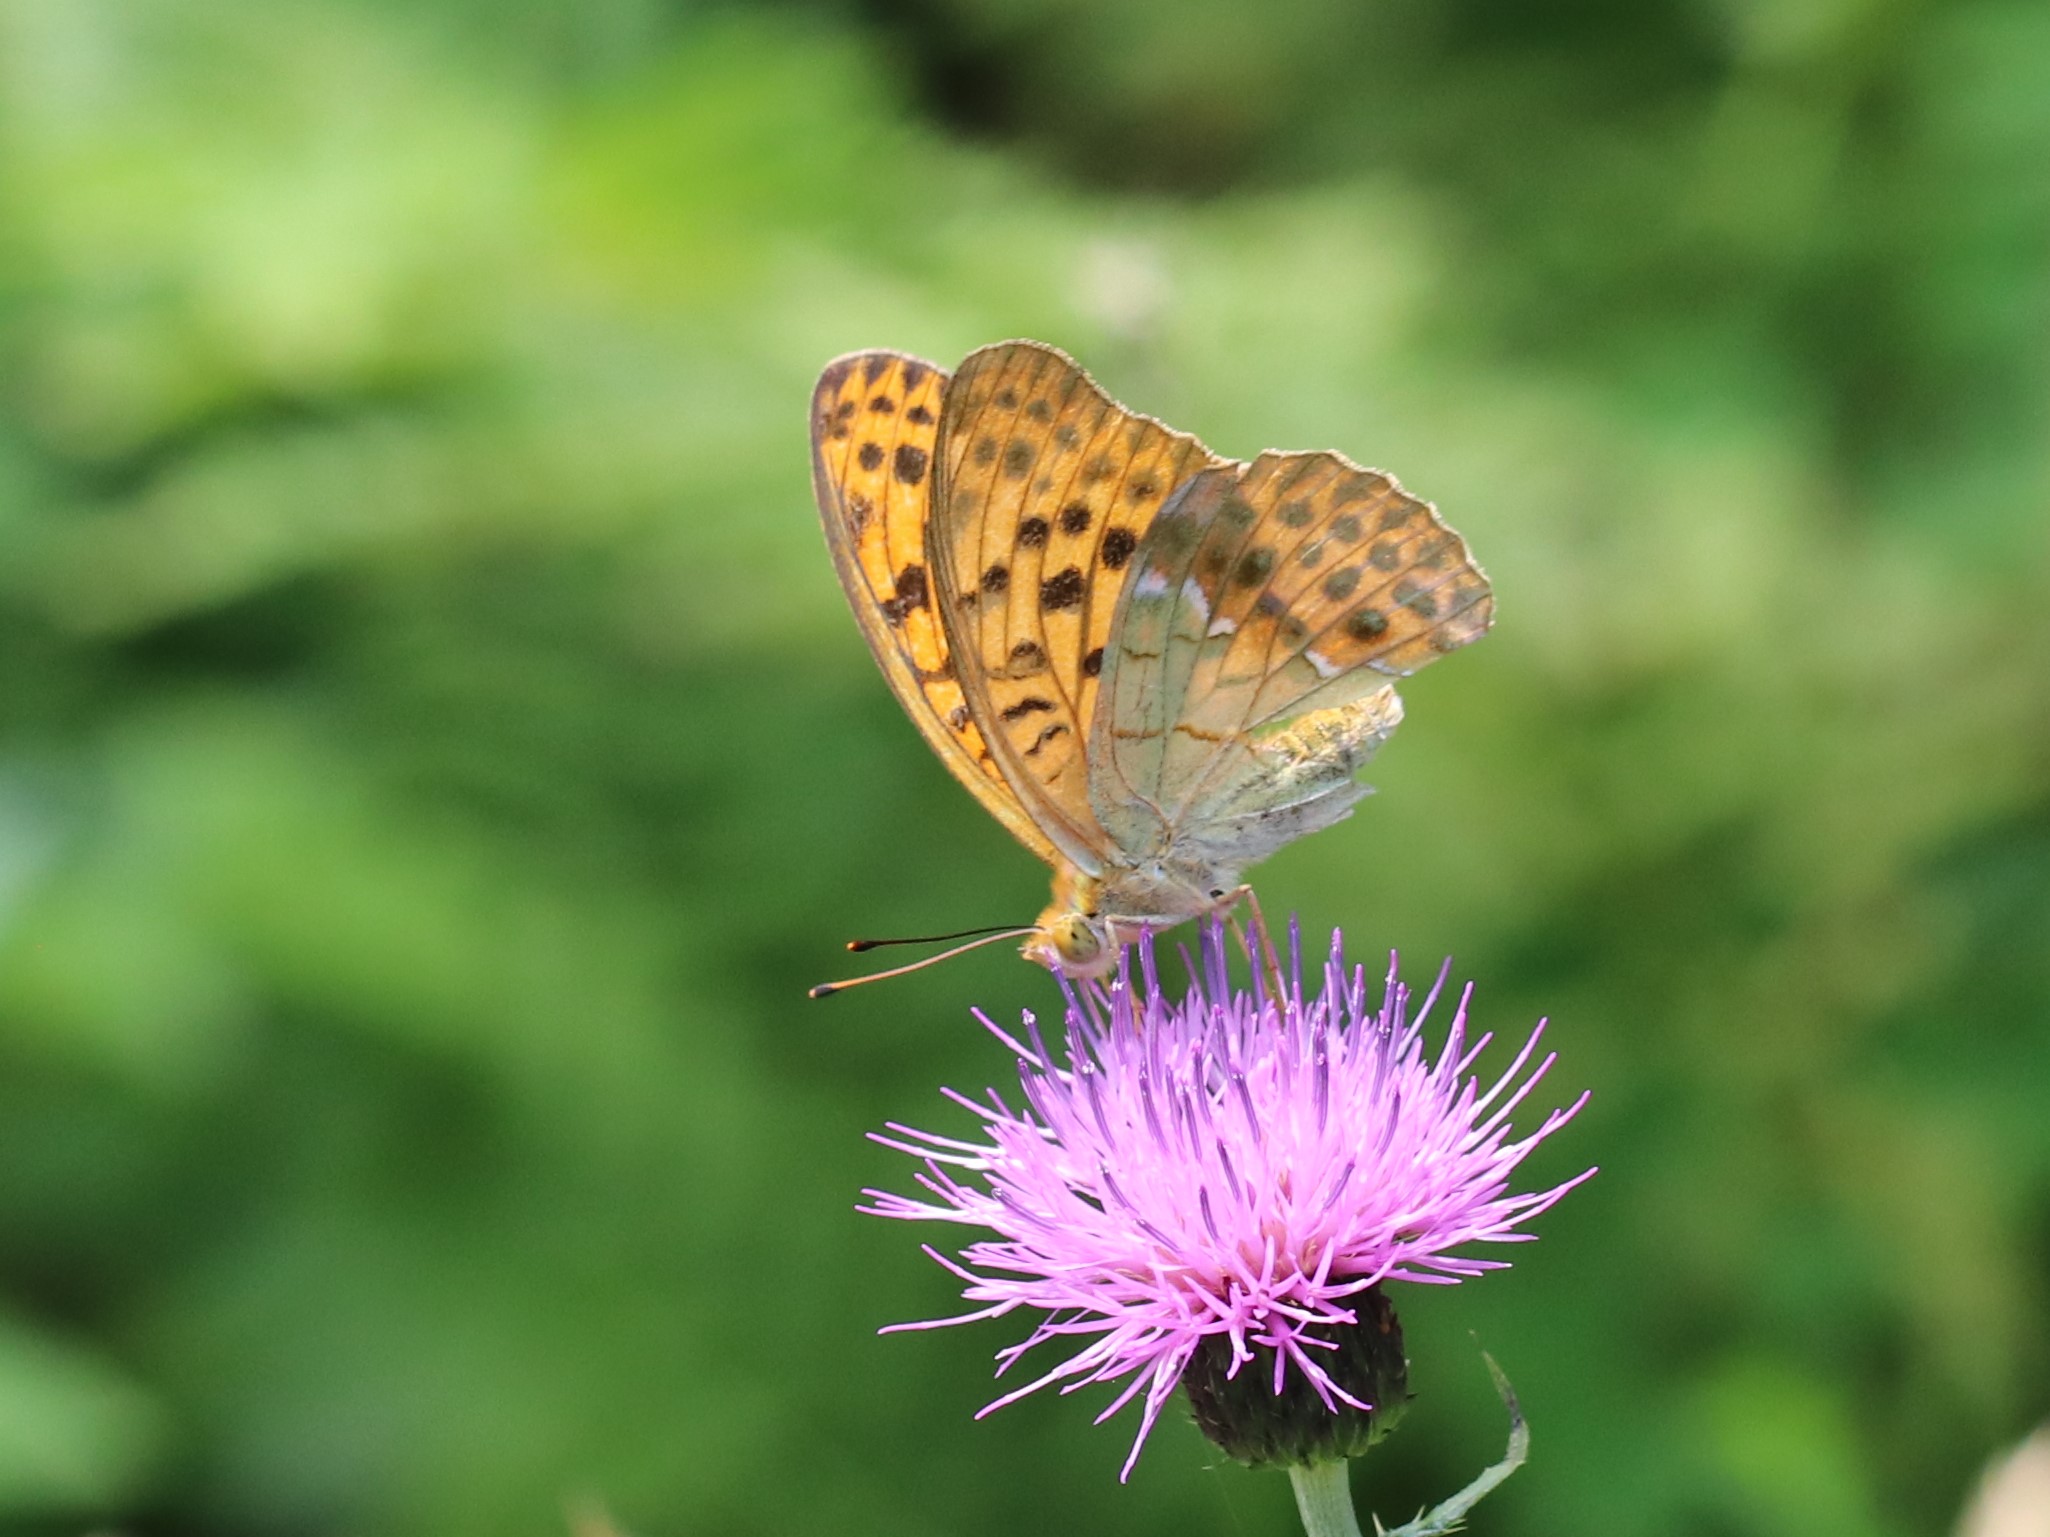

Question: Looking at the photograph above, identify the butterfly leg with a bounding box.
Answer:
[1222,885,1287,1001]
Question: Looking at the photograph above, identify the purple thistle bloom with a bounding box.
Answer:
[862,923,1594,1479]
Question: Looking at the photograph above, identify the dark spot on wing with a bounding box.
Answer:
[1323,567,1360,601]
[863,355,890,382]
[1001,696,1056,721]
[845,491,874,533]
[1147,513,1200,560]
[946,704,970,731]
[1278,500,1313,528]
[1082,454,1116,483]
[1025,398,1052,422]
[1008,640,1049,674]
[900,361,928,391]
[1040,566,1085,610]
[1233,547,1275,587]
[1347,607,1389,641]
[1415,535,1457,569]
[995,386,1019,410]
[1100,527,1138,569]
[1082,646,1104,677]
[1023,722,1070,757]
[1053,423,1080,448]
[1331,514,1363,543]
[857,442,884,472]
[894,444,928,485]
[1059,503,1093,536]
[868,395,895,413]
[878,564,929,625]
[1017,516,1050,548]
[1003,440,1036,478]
[1129,475,1161,501]
[972,437,998,466]
[981,564,1010,595]
[905,404,933,425]
[1254,591,1285,618]
[1395,578,1439,618]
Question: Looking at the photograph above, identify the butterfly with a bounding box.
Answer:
[810,341,1491,984]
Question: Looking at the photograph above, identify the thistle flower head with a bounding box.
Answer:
[863,923,1594,1477]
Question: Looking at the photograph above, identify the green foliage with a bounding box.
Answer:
[0,0,2045,1533]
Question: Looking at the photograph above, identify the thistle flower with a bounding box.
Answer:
[863,923,1593,1480]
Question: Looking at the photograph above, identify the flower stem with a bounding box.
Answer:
[1288,1356,1530,1537]
[1288,1460,1363,1537]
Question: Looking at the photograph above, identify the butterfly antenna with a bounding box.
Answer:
[844,924,1026,953]
[809,927,1040,999]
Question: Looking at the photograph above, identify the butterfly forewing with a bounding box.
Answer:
[931,340,1226,869]
[1091,450,1492,862]
[811,351,1058,862]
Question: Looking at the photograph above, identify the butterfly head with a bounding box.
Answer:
[1024,869,1119,978]
[1024,908,1117,978]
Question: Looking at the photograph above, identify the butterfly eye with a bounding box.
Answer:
[1051,915,1105,969]
[1209,888,1227,900]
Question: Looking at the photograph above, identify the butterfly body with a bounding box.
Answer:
[1027,860,1229,978]
[812,342,1491,979]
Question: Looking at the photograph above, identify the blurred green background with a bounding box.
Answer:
[1,0,2046,1533]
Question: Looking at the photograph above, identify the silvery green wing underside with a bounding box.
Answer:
[1088,450,1493,880]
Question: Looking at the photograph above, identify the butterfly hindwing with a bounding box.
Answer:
[1091,450,1492,868]
[930,340,1226,869]
[811,351,1057,862]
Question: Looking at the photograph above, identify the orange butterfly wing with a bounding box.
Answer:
[926,340,1227,872]
[810,351,1058,864]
